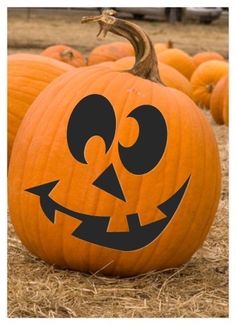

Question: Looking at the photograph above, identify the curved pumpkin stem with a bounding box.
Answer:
[81,9,162,84]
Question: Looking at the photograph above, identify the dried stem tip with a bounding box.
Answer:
[81,9,162,84]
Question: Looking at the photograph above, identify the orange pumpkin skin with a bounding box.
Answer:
[223,80,229,126]
[104,56,193,99]
[8,65,221,276]
[41,44,86,67]
[222,88,229,126]
[8,54,74,160]
[154,40,173,53]
[210,75,228,125]
[190,60,228,109]
[193,51,224,67]
[87,42,134,65]
[157,49,196,80]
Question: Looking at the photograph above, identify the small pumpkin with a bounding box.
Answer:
[8,53,74,160]
[157,48,196,80]
[210,75,228,125]
[87,41,134,65]
[154,40,173,53]
[190,60,228,109]
[193,51,224,67]
[104,56,193,99]
[8,11,221,276]
[41,44,86,67]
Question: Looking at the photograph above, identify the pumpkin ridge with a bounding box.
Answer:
[81,72,127,272]
[130,82,167,273]
[109,75,153,275]
[20,78,77,261]
[13,91,58,259]
[139,87,184,271]
[168,107,218,265]
[89,73,144,273]
[174,101,210,264]
[37,73,114,266]
[183,115,220,259]
[194,117,221,250]
[18,135,43,258]
[57,69,129,271]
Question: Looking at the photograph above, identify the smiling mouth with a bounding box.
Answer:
[25,176,190,251]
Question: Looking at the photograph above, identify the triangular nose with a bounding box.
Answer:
[93,164,126,202]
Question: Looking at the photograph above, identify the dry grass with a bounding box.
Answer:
[7,8,228,318]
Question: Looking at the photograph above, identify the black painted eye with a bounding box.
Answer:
[67,94,116,164]
[118,105,167,175]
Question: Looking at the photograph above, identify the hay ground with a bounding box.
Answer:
[7,8,228,318]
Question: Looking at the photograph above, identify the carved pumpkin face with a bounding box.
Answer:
[8,66,221,276]
[25,93,190,251]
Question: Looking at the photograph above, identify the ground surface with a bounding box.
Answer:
[7,8,228,318]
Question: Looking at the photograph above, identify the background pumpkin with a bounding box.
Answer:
[87,41,134,65]
[41,44,86,67]
[104,56,193,99]
[8,53,74,160]
[193,51,224,67]
[154,40,173,53]
[210,75,228,125]
[190,60,228,109]
[157,48,196,79]
[222,82,229,126]
[8,11,221,276]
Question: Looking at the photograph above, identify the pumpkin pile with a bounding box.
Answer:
[8,10,225,276]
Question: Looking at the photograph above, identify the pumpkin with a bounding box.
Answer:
[8,53,74,160]
[190,60,228,109]
[154,40,173,53]
[210,75,228,125]
[41,44,86,67]
[193,51,224,67]
[8,10,221,276]
[222,87,229,126]
[87,41,134,65]
[102,56,193,99]
[157,48,196,80]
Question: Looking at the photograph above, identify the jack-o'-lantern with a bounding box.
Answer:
[8,10,221,276]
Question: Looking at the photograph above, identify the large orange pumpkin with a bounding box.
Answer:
[8,54,74,160]
[193,51,224,67]
[157,48,196,80]
[41,44,86,67]
[87,41,134,65]
[102,56,193,99]
[190,60,228,109]
[8,11,221,276]
[210,75,228,125]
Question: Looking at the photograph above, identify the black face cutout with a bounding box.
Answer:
[25,176,190,251]
[67,94,116,164]
[67,94,167,201]
[25,94,191,251]
[67,94,167,175]
[118,105,167,175]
